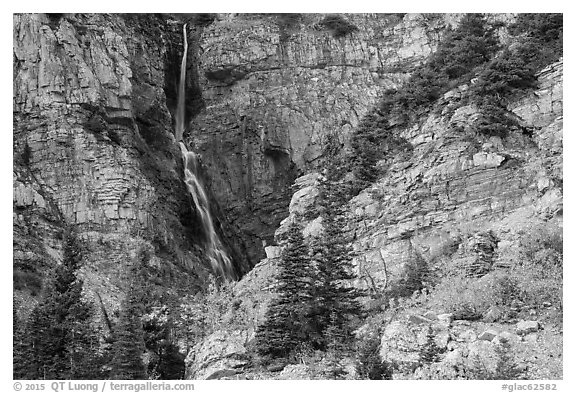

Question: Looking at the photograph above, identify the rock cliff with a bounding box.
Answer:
[182,15,562,379]
[12,13,250,314]
[186,13,458,262]
[13,13,562,380]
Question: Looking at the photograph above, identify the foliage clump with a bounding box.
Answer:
[419,326,444,365]
[461,341,524,380]
[319,15,358,38]
[356,333,393,380]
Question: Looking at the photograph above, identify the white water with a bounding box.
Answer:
[175,24,234,279]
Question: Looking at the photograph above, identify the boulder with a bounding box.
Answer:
[516,320,540,335]
[409,314,434,325]
[278,364,312,380]
[289,184,320,215]
[185,330,250,380]
[498,331,521,344]
[483,306,504,322]
[264,246,282,259]
[423,311,437,320]
[303,216,324,238]
[478,329,499,342]
[451,326,477,343]
[437,313,454,326]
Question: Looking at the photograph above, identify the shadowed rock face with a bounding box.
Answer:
[12,14,465,291]
[12,14,251,312]
[186,13,458,262]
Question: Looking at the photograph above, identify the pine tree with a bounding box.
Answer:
[13,300,29,379]
[430,13,500,81]
[356,333,393,380]
[349,112,382,189]
[419,326,443,365]
[155,341,185,379]
[311,165,362,349]
[109,270,148,380]
[255,219,316,359]
[143,307,185,380]
[16,229,104,379]
[66,299,107,379]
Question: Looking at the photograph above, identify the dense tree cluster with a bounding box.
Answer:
[14,230,106,379]
[13,231,185,380]
[256,135,362,361]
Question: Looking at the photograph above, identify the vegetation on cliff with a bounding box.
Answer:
[347,13,563,188]
[14,230,106,379]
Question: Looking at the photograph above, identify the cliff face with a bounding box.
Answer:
[13,13,562,380]
[347,59,563,292]
[182,15,563,379]
[12,13,248,312]
[186,13,458,262]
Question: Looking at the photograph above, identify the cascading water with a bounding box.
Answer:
[175,23,188,142]
[175,23,234,279]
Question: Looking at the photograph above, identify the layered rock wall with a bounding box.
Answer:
[13,14,249,311]
[187,13,458,261]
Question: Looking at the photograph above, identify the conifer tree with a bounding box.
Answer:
[311,154,361,348]
[109,266,148,380]
[13,300,28,379]
[419,326,443,365]
[356,333,393,380]
[16,229,104,379]
[349,112,381,189]
[255,219,316,358]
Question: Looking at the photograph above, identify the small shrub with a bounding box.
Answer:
[319,15,358,38]
[510,223,562,321]
[356,333,393,380]
[191,14,216,27]
[419,326,444,365]
[21,142,32,166]
[472,103,519,138]
[517,223,562,274]
[276,13,302,29]
[428,272,521,321]
[387,252,429,299]
[461,341,524,380]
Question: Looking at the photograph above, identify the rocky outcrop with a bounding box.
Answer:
[378,313,557,379]
[185,14,564,292]
[346,58,563,293]
[185,330,251,380]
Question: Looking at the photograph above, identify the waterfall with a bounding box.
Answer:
[175,24,234,279]
[179,142,234,279]
[175,23,188,141]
